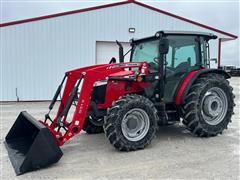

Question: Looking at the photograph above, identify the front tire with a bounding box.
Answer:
[182,73,235,137]
[104,94,158,151]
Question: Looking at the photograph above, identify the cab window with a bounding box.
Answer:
[166,36,199,76]
[131,40,159,64]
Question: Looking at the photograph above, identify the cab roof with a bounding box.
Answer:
[132,30,217,44]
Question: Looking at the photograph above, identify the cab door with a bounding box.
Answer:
[164,35,201,103]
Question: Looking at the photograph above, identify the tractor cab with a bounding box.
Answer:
[129,31,217,102]
[130,31,217,70]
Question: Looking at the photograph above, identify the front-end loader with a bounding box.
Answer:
[5,31,235,175]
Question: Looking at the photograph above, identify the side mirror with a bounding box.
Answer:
[159,37,169,54]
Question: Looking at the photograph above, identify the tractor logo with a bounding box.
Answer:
[108,63,141,69]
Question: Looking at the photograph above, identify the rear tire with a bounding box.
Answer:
[182,73,235,137]
[104,94,158,151]
[83,117,104,134]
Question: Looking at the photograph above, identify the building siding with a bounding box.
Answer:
[0,3,230,101]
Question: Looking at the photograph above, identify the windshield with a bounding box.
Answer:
[131,40,159,63]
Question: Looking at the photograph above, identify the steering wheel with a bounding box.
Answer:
[148,62,158,72]
[148,62,176,74]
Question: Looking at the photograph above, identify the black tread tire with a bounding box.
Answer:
[182,73,235,137]
[103,94,158,151]
[83,117,104,134]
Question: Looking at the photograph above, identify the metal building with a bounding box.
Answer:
[0,0,237,101]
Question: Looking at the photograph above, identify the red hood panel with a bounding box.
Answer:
[109,70,135,77]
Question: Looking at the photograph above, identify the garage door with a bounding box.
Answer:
[96,41,131,64]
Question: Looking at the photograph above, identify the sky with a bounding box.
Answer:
[1,0,239,66]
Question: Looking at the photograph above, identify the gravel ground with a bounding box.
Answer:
[0,77,239,180]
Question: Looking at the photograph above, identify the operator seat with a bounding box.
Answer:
[174,58,191,75]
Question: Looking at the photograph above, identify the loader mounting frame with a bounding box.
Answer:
[41,62,148,146]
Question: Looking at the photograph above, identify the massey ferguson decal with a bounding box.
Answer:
[107,63,142,69]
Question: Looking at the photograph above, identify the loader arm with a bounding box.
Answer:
[42,62,146,146]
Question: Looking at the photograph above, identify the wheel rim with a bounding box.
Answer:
[121,108,150,142]
[201,87,228,125]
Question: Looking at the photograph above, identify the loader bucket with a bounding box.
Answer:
[4,111,63,175]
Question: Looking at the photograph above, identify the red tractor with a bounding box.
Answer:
[5,31,235,175]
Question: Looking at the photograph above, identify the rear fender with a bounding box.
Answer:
[175,69,230,105]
